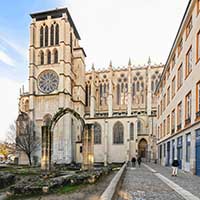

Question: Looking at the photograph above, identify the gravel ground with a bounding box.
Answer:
[116,165,185,200]
[25,171,116,200]
[146,163,200,199]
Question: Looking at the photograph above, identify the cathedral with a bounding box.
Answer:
[17,8,163,166]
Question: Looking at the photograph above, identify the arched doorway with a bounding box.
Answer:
[138,138,148,158]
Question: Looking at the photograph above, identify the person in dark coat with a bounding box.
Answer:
[131,157,136,167]
[137,156,142,167]
[172,159,179,176]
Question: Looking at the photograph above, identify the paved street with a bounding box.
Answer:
[117,163,200,200]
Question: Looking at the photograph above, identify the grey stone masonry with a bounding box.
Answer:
[145,163,200,199]
[116,165,184,200]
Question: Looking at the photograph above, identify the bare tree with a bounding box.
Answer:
[7,115,40,166]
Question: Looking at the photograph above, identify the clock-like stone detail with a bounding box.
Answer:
[38,70,59,94]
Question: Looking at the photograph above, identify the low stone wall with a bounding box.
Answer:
[100,163,127,200]
[0,173,15,189]
[9,167,111,196]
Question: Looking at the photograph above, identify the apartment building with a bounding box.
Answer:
[156,0,200,175]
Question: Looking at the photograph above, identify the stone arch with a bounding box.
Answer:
[41,108,85,170]
[138,138,148,158]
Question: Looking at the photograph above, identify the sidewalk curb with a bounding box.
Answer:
[100,163,127,200]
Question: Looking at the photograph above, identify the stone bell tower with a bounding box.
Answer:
[28,8,86,164]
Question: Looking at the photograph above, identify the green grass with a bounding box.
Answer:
[55,184,86,194]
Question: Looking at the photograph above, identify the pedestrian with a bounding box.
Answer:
[137,156,141,167]
[172,159,179,176]
[131,157,136,167]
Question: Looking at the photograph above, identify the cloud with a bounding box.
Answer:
[0,78,21,141]
[0,34,27,59]
[0,50,15,66]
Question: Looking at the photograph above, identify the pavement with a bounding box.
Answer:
[116,163,200,200]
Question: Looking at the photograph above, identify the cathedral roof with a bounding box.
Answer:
[30,7,81,40]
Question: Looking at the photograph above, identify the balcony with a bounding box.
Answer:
[185,117,191,126]
[177,124,182,131]
[196,111,200,119]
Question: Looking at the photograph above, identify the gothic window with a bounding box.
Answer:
[45,26,48,47]
[39,51,44,65]
[40,26,44,47]
[113,122,124,144]
[94,123,101,144]
[130,123,134,140]
[55,24,59,45]
[132,83,135,96]
[86,84,91,106]
[141,82,144,91]
[137,120,143,134]
[137,81,140,92]
[24,100,29,112]
[70,32,73,53]
[100,83,103,105]
[50,24,54,45]
[151,81,154,92]
[47,50,51,64]
[117,84,120,105]
[54,49,58,63]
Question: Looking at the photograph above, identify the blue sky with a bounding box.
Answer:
[0,0,189,140]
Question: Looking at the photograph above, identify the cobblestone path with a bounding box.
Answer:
[26,171,116,200]
[117,165,185,200]
[146,163,200,199]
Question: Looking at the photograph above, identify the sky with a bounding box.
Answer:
[0,0,189,140]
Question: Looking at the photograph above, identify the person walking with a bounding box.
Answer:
[172,159,179,176]
[131,157,136,167]
[137,156,142,167]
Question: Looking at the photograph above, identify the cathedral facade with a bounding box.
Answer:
[18,8,163,165]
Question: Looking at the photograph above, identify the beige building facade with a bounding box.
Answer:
[18,8,163,165]
[156,0,200,176]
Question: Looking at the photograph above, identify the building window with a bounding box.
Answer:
[171,109,175,134]
[196,81,200,118]
[178,38,183,56]
[160,100,163,113]
[55,24,59,45]
[185,91,192,125]
[113,122,124,144]
[94,123,101,144]
[45,26,48,47]
[172,76,176,98]
[167,86,170,105]
[40,26,44,47]
[47,50,51,64]
[54,49,58,63]
[50,24,54,46]
[85,84,91,107]
[39,51,44,65]
[177,101,182,130]
[167,115,170,134]
[186,17,193,39]
[186,133,191,162]
[171,54,176,69]
[137,120,143,135]
[117,84,120,105]
[177,64,183,89]
[163,119,166,136]
[130,123,134,141]
[160,123,163,138]
[197,30,200,63]
[163,94,166,111]
[164,143,166,157]
[186,46,193,78]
